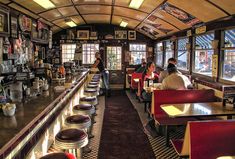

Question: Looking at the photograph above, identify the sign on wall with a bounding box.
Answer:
[212,54,218,78]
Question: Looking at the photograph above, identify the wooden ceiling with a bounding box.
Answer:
[0,0,234,39]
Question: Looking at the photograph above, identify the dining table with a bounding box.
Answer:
[160,102,235,119]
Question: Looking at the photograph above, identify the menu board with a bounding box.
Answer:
[212,54,218,78]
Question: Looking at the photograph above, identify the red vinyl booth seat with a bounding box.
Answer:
[130,73,142,90]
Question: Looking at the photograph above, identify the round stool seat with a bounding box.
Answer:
[73,104,95,115]
[80,96,98,106]
[65,115,91,129]
[40,152,75,159]
[87,84,99,89]
[55,129,88,149]
[91,79,100,82]
[89,81,99,85]
[84,89,98,96]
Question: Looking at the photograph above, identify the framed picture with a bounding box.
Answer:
[115,30,127,39]
[77,30,89,40]
[90,31,97,40]
[11,16,18,38]
[128,30,136,40]
[0,7,10,35]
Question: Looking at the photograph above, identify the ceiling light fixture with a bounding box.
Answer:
[129,0,144,9]
[120,20,128,27]
[33,0,55,9]
[66,21,77,27]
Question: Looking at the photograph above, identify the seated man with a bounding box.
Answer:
[158,58,178,83]
[161,63,192,90]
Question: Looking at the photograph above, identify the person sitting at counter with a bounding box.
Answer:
[161,63,192,90]
[92,52,110,97]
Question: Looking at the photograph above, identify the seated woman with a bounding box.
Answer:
[141,61,159,101]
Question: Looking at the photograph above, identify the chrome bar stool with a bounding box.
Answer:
[84,89,99,97]
[64,115,92,153]
[80,96,98,106]
[55,128,88,158]
[40,152,76,159]
[73,104,96,124]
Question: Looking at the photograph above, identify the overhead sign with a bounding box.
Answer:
[195,26,206,35]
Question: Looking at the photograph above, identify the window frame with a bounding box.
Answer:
[61,43,76,63]
[155,42,164,68]
[82,43,99,65]
[106,46,122,70]
[164,40,174,68]
[129,43,147,65]
[192,32,215,77]
[176,37,190,71]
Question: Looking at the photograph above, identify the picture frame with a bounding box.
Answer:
[77,30,89,40]
[11,16,18,38]
[128,30,136,40]
[115,30,127,39]
[90,31,98,40]
[0,7,10,35]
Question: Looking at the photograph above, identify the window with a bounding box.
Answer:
[107,46,122,70]
[193,33,214,76]
[164,41,174,67]
[222,29,235,81]
[177,38,189,70]
[129,44,146,65]
[61,44,76,63]
[82,44,99,64]
[155,42,163,67]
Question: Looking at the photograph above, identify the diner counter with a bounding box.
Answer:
[0,70,89,149]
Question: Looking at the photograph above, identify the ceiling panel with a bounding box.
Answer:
[53,19,69,28]
[115,0,165,13]
[51,0,73,7]
[8,3,39,19]
[77,5,111,14]
[39,9,62,21]
[72,0,112,5]
[38,18,53,26]
[209,0,235,15]
[168,0,227,22]
[144,16,178,35]
[58,6,78,16]
[113,7,148,21]
[13,0,46,13]
[137,23,164,39]
[0,0,10,4]
[83,14,110,23]
[70,15,86,25]
[51,25,62,33]
[153,10,189,30]
[112,15,140,29]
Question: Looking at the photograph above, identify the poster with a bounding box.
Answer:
[212,54,218,77]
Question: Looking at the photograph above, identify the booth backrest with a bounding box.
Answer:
[153,89,217,116]
[190,120,235,159]
[130,73,143,89]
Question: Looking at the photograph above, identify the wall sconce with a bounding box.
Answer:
[211,40,219,49]
[186,43,191,51]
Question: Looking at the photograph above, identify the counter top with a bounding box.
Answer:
[0,71,88,149]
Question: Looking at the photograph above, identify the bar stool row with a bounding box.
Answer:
[40,74,101,159]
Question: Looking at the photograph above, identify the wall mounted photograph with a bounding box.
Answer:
[11,16,18,38]
[115,30,127,39]
[90,31,98,40]
[77,30,89,40]
[0,7,10,35]
[128,31,136,40]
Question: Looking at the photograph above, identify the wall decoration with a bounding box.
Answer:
[11,16,18,38]
[90,31,98,40]
[212,54,218,78]
[0,7,10,35]
[19,14,32,32]
[105,34,114,39]
[77,30,89,40]
[115,30,127,39]
[161,2,201,26]
[128,31,136,40]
